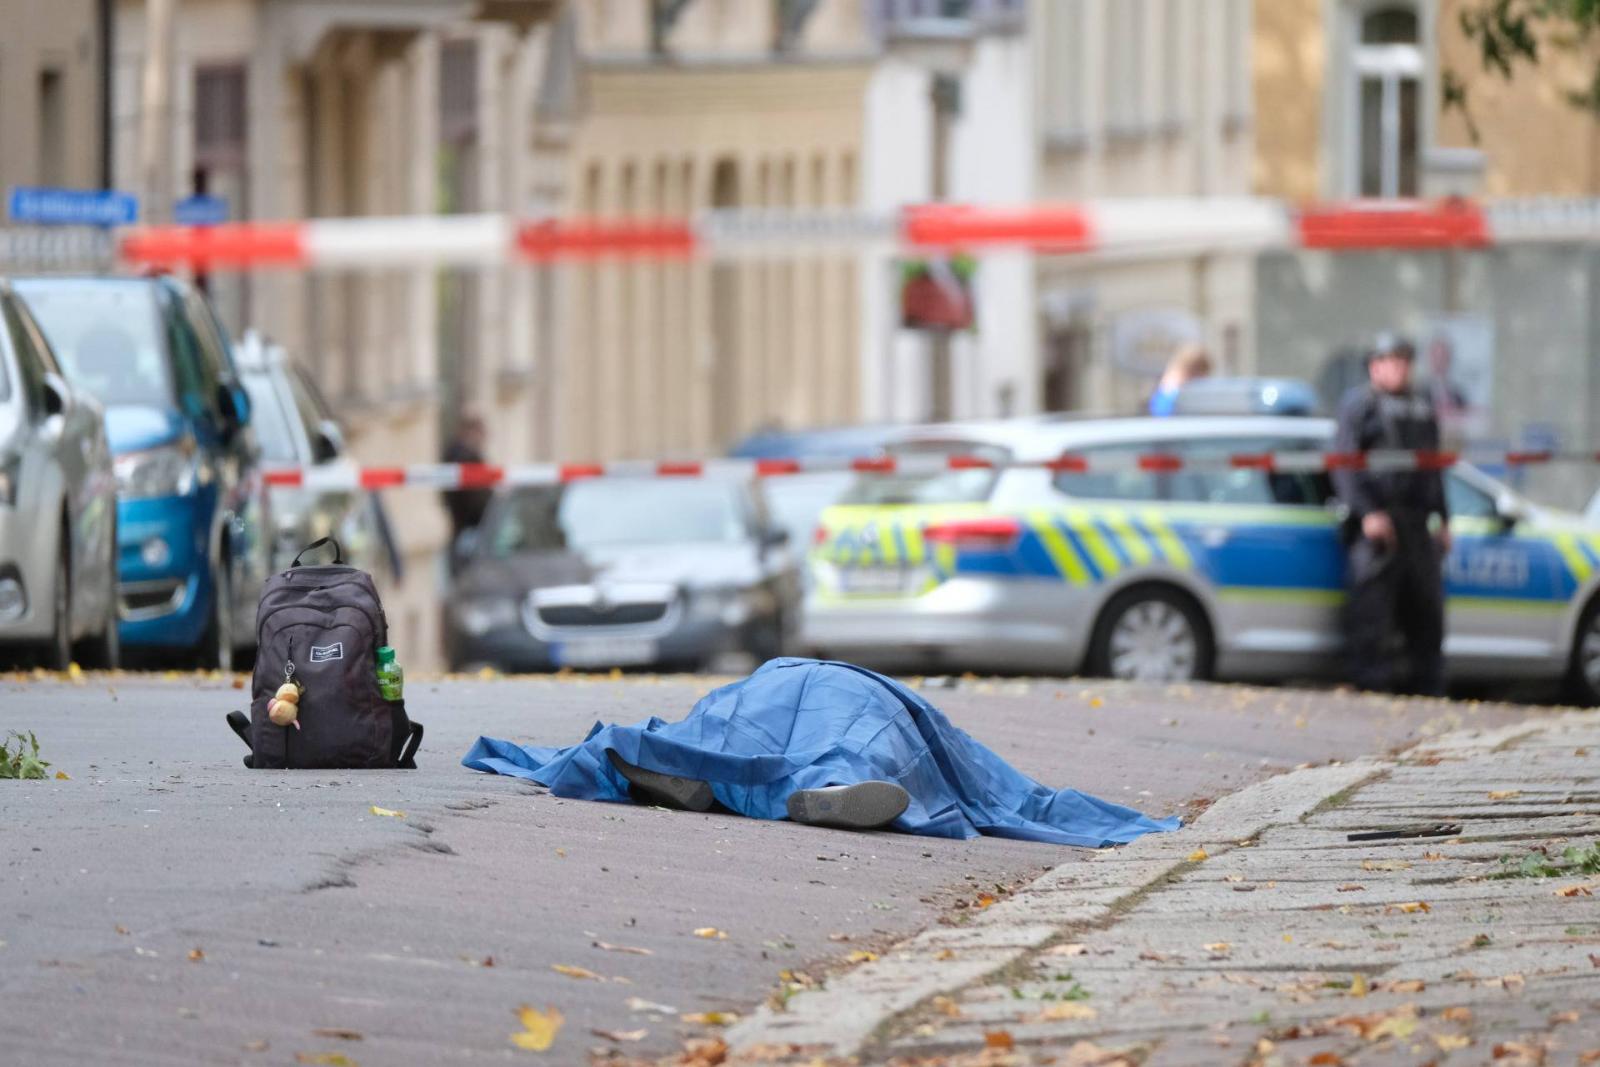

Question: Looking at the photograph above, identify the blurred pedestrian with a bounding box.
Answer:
[1148,344,1212,416]
[442,413,492,544]
[1331,334,1451,696]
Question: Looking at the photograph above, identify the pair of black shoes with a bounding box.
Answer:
[605,750,909,831]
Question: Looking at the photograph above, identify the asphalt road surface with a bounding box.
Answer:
[0,669,1556,1065]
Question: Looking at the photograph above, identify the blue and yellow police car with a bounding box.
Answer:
[801,416,1600,701]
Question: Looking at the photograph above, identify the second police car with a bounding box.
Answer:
[801,415,1600,702]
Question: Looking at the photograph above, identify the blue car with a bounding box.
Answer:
[16,277,270,669]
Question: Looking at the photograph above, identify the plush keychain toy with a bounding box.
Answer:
[268,680,302,730]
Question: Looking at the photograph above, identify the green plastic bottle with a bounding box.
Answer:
[376,646,404,701]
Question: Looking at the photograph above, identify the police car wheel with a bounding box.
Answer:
[1567,600,1600,706]
[1088,587,1214,684]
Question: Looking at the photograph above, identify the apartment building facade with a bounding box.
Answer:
[0,0,106,196]
[1253,0,1600,508]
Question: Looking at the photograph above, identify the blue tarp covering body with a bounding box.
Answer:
[462,659,1180,847]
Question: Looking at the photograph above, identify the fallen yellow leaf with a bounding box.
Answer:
[1361,859,1412,871]
[1043,943,1088,957]
[1441,1007,1474,1023]
[1088,697,1103,708]
[1187,848,1209,862]
[510,1005,562,1052]
[1369,1013,1416,1040]
[187,948,205,962]
[294,1055,356,1067]
[1488,790,1521,800]
[54,770,69,780]
[845,950,878,963]
[680,1011,738,1027]
[550,964,603,981]
[1434,1034,1471,1051]
[1203,942,1231,954]
[590,1028,648,1043]
[1036,1003,1096,1021]
[1349,973,1369,998]
[975,893,997,909]
[311,1029,363,1041]
[1383,979,1425,993]
[592,941,652,956]
[931,995,962,1017]
[933,948,955,961]
[984,1030,1015,1050]
[693,927,728,940]
[1390,901,1431,914]
[624,997,678,1014]
[369,806,404,818]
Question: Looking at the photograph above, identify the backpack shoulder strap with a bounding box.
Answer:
[397,721,423,770]
[225,710,255,768]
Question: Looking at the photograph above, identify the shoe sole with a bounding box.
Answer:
[787,781,910,830]
[606,749,715,812]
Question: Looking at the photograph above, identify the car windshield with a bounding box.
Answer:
[763,472,853,547]
[840,441,1006,505]
[487,479,750,556]
[241,372,298,463]
[0,331,11,402]
[14,282,173,408]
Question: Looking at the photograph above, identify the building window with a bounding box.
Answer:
[38,68,64,185]
[1042,0,1086,146]
[1105,0,1145,138]
[1352,5,1421,197]
[1222,0,1252,130]
[1159,0,1184,131]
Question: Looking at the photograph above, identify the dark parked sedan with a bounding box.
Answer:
[445,477,799,673]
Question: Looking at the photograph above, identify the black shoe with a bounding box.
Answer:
[787,781,909,830]
[606,749,715,812]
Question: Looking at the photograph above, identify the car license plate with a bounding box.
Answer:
[839,566,923,596]
[552,638,659,668]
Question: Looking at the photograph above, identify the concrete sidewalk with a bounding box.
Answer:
[726,712,1600,1066]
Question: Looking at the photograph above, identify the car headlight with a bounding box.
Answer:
[115,439,198,499]
[689,587,773,627]
[456,596,520,637]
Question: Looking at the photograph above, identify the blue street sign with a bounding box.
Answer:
[174,194,229,226]
[7,186,139,227]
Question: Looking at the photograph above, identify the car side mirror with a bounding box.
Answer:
[216,382,251,429]
[312,421,344,465]
[1495,492,1528,531]
[41,373,71,418]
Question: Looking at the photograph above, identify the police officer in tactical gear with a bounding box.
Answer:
[1331,334,1452,695]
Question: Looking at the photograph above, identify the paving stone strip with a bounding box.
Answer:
[726,713,1600,1066]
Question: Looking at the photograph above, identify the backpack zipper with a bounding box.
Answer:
[283,643,296,766]
[257,595,384,648]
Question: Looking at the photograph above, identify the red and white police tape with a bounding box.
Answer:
[113,196,1600,270]
[262,448,1591,491]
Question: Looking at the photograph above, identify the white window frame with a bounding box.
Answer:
[1352,41,1422,197]
[1221,0,1253,130]
[1104,0,1146,140]
[1042,0,1088,148]
[1334,2,1429,199]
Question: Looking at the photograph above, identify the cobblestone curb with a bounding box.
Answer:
[727,711,1600,1064]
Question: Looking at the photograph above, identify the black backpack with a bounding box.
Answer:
[226,538,423,769]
